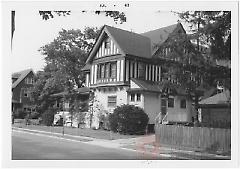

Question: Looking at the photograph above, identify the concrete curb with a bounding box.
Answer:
[12,127,231,160]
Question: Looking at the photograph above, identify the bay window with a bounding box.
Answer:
[97,61,117,79]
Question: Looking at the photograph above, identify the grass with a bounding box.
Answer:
[12,123,139,140]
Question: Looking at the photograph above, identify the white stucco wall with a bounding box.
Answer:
[130,80,140,88]
[166,96,193,122]
[88,86,128,128]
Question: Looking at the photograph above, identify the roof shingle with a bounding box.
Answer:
[105,25,152,59]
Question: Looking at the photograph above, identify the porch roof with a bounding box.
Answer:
[129,78,188,95]
[51,87,90,97]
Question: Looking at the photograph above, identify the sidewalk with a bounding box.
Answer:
[12,126,231,160]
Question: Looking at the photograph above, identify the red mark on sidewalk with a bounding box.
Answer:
[135,136,161,159]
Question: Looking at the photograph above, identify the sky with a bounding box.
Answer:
[10,3,181,73]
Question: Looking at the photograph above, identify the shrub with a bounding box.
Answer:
[41,107,56,126]
[109,104,149,135]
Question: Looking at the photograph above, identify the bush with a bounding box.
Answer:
[41,107,56,126]
[109,104,149,135]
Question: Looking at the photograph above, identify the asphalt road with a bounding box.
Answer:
[12,130,171,160]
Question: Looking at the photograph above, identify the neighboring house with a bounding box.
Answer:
[50,87,90,127]
[198,89,230,128]
[51,87,90,112]
[82,23,197,129]
[12,69,35,115]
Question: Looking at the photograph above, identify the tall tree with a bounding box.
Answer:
[154,11,231,124]
[177,11,231,60]
[177,11,231,90]
[31,27,100,115]
[39,27,100,88]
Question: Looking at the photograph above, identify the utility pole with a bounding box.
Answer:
[194,12,201,125]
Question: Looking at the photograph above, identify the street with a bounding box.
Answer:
[12,130,172,160]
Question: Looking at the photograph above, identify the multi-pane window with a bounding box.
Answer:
[110,62,116,78]
[97,62,117,79]
[168,98,174,108]
[105,63,110,78]
[101,64,105,78]
[180,99,186,109]
[138,62,145,79]
[25,78,34,84]
[136,93,141,101]
[108,96,117,107]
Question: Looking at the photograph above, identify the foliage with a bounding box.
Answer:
[39,10,126,24]
[29,111,40,119]
[39,11,71,20]
[152,11,231,123]
[30,27,99,117]
[39,27,100,88]
[109,104,149,135]
[176,11,231,60]
[41,107,57,126]
[30,70,63,115]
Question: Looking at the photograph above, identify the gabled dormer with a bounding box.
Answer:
[142,23,187,59]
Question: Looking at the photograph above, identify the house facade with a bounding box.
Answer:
[82,23,195,129]
[12,69,35,116]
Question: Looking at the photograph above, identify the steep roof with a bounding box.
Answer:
[51,87,90,97]
[105,26,152,58]
[86,25,152,63]
[12,69,33,89]
[85,23,185,66]
[141,23,182,55]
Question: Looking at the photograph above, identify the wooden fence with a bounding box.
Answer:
[155,124,231,152]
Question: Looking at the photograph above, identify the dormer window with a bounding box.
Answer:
[105,38,110,49]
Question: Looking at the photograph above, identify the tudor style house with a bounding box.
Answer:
[82,23,195,128]
[12,69,35,116]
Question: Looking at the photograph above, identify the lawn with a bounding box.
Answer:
[12,122,139,140]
